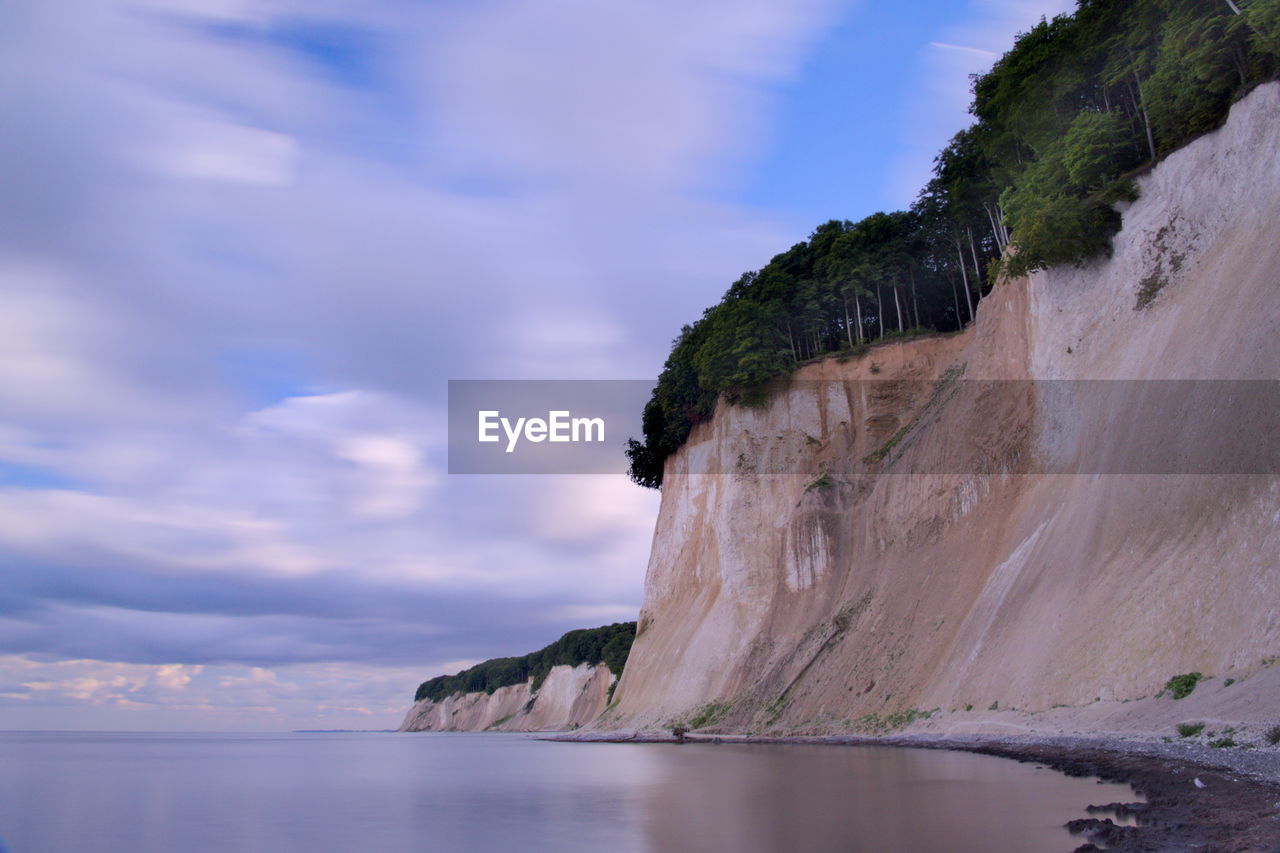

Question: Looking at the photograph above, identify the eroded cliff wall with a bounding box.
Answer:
[601,82,1280,734]
[399,663,613,732]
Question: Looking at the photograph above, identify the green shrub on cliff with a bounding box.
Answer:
[1163,671,1205,700]
[850,707,936,734]
[413,622,636,703]
[686,702,730,730]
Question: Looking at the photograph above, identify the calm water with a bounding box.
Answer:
[0,731,1135,853]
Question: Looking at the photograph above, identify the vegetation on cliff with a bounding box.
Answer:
[627,0,1279,489]
[413,622,635,703]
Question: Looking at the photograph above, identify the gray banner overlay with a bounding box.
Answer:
[448,379,1280,475]
[448,380,653,474]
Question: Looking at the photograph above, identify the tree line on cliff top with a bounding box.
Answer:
[414,622,635,703]
[626,0,1280,489]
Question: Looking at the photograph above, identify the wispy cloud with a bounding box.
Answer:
[928,41,999,58]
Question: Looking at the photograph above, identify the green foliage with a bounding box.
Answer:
[979,0,1275,273]
[601,629,633,680]
[1063,111,1145,191]
[851,707,937,734]
[1164,671,1205,700]
[413,622,636,703]
[693,299,793,395]
[1209,736,1237,749]
[1266,724,1280,745]
[864,423,915,464]
[626,0,1279,488]
[1176,721,1206,737]
[763,696,790,725]
[1025,197,1121,274]
[1143,3,1268,152]
[1002,174,1125,276]
[686,702,731,730]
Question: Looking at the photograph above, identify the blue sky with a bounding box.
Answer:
[0,0,1070,730]
[742,0,965,219]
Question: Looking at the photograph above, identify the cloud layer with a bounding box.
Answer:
[0,0,842,728]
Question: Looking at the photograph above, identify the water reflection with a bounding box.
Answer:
[0,732,1136,853]
[639,744,1135,852]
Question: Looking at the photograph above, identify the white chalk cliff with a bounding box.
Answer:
[399,663,613,732]
[596,82,1280,733]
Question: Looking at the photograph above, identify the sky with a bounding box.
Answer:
[0,0,1073,731]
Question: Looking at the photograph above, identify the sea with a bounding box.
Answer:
[0,730,1136,852]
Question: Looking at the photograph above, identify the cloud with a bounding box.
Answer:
[414,0,840,193]
[0,0,840,729]
[927,41,999,59]
[146,111,300,185]
[0,654,427,729]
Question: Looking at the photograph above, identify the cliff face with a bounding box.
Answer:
[399,663,613,732]
[602,83,1280,733]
